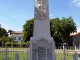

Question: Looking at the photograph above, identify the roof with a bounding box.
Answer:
[70,32,80,36]
[11,31,80,36]
[11,31,22,34]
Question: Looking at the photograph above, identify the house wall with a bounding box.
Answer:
[10,33,22,44]
[73,33,80,45]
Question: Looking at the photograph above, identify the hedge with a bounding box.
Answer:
[5,42,29,47]
[5,42,11,46]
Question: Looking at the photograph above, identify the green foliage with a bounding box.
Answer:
[8,30,13,35]
[23,17,77,42]
[5,42,19,47]
[59,17,76,41]
[50,18,61,37]
[22,42,26,47]
[0,28,7,38]
[13,42,20,47]
[5,42,11,46]
[23,18,34,42]
[8,30,13,33]
[50,17,77,42]
[7,36,14,42]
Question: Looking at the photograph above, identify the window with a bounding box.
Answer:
[14,37,16,40]
[74,38,76,41]
[18,37,21,40]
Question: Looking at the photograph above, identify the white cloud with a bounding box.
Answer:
[77,2,80,7]
[0,22,22,31]
[73,0,79,3]
[77,28,80,32]
[49,14,53,17]
[49,14,54,18]
[73,0,80,7]
[0,22,9,28]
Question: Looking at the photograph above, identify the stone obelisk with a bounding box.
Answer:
[30,0,55,60]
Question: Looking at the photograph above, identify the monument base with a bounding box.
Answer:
[30,36,55,60]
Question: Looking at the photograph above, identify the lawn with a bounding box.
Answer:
[0,52,29,60]
[0,48,29,60]
[0,48,80,60]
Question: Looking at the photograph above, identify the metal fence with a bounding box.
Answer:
[0,47,80,60]
[0,47,30,60]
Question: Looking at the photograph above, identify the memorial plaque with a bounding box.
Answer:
[32,39,52,60]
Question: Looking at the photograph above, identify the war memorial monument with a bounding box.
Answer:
[30,0,55,60]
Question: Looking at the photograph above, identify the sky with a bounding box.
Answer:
[0,0,80,32]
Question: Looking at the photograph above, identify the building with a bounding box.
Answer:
[70,32,80,49]
[10,31,22,44]
[10,31,80,49]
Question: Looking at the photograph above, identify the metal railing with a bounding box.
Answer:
[0,47,80,60]
[0,47,30,60]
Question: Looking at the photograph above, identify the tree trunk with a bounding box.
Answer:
[66,42,68,55]
[2,41,3,47]
[11,40,13,47]
[20,40,22,48]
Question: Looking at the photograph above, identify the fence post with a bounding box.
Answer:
[70,46,71,50]
[73,53,78,60]
[25,48,30,60]
[3,46,9,60]
[6,46,9,60]
[55,53,56,60]
[75,45,76,50]
[15,53,19,60]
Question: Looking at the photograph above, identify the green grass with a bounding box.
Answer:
[56,52,73,59]
[0,48,29,60]
[0,47,28,50]
[0,52,5,60]
[0,52,74,60]
[0,48,80,60]
[0,52,29,60]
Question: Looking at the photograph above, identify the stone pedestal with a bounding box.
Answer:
[30,37,55,60]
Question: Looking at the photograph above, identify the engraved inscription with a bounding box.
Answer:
[38,47,46,53]
[32,39,52,60]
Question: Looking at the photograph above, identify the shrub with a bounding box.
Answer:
[13,43,20,47]
[22,42,26,47]
[5,42,11,46]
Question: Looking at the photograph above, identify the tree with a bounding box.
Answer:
[50,18,61,47]
[50,17,77,48]
[59,17,77,42]
[7,36,14,47]
[50,18,61,38]
[0,28,7,38]
[0,36,7,47]
[23,17,77,43]
[23,18,34,42]
[0,27,7,46]
[8,30,13,35]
